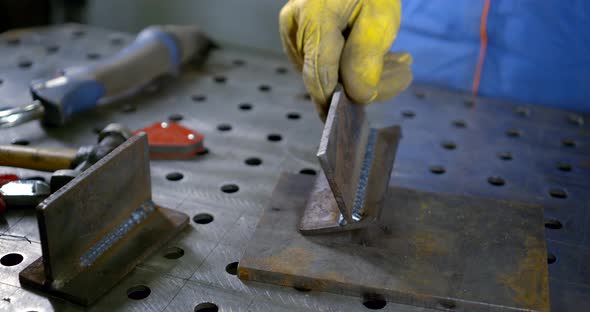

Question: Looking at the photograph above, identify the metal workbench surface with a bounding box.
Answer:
[0,25,589,312]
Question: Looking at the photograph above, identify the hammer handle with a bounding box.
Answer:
[0,145,77,172]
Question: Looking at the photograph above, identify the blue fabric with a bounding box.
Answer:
[392,0,590,112]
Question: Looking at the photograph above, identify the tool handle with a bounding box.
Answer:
[0,145,78,171]
[31,25,211,126]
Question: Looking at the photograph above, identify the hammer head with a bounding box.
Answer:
[51,123,132,192]
[50,169,79,193]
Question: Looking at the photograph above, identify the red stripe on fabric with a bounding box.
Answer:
[472,0,491,97]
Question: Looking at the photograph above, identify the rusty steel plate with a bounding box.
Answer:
[239,173,550,312]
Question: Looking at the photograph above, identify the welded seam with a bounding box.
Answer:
[352,128,377,220]
[79,200,156,267]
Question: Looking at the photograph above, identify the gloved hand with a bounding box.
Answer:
[279,0,412,120]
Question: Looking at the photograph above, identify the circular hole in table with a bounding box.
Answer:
[547,253,557,264]
[193,213,214,224]
[217,124,232,132]
[245,157,262,166]
[192,95,207,102]
[18,60,33,69]
[46,45,59,54]
[163,247,185,260]
[194,302,218,312]
[441,141,457,150]
[498,152,513,161]
[238,103,252,111]
[438,299,457,310]
[401,111,415,118]
[561,139,576,148]
[429,165,446,174]
[11,139,30,146]
[168,113,183,122]
[267,134,282,142]
[225,262,239,275]
[505,129,521,138]
[6,37,20,45]
[556,162,572,172]
[71,29,85,38]
[362,294,387,310]
[221,184,239,193]
[87,53,101,60]
[299,168,317,176]
[293,285,312,292]
[213,76,226,83]
[514,107,531,117]
[549,188,567,199]
[259,85,271,92]
[126,285,151,300]
[0,253,24,266]
[166,172,184,181]
[452,120,467,128]
[487,176,505,186]
[413,90,425,99]
[544,219,563,230]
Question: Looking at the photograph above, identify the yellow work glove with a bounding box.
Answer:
[279,0,412,120]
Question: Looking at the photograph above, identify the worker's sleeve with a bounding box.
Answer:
[392,0,590,113]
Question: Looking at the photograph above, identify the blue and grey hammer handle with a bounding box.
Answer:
[4,25,212,127]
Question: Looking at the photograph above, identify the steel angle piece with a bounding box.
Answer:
[18,134,189,306]
[300,88,401,234]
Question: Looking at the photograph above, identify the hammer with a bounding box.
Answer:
[0,124,131,192]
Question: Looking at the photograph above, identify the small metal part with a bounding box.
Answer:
[299,88,401,234]
[49,169,79,193]
[98,123,132,142]
[0,101,44,128]
[0,180,50,207]
[19,134,189,305]
[134,121,205,159]
[239,173,550,312]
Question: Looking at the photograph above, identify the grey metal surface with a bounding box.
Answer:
[0,24,588,311]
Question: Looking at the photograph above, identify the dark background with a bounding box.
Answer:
[0,0,86,32]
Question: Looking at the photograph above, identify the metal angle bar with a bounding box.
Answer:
[18,134,189,306]
[301,88,401,233]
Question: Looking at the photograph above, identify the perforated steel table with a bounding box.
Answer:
[0,25,588,312]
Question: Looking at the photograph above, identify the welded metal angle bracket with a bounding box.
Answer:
[299,88,401,234]
[19,133,189,306]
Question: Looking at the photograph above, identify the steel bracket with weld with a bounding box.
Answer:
[299,87,401,234]
[18,133,189,306]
